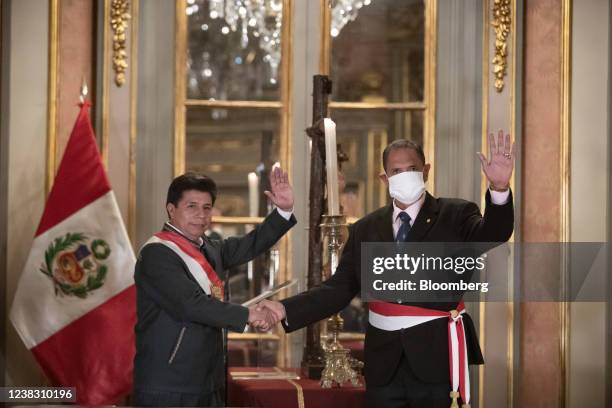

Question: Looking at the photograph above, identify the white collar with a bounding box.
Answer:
[392,192,426,224]
[164,222,204,248]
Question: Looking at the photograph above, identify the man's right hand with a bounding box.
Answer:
[255,300,286,325]
[248,305,274,331]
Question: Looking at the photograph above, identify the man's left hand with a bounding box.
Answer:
[477,130,515,191]
[264,166,294,211]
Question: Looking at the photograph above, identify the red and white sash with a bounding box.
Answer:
[369,301,470,407]
[142,231,225,299]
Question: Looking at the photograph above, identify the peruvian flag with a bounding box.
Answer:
[9,101,136,404]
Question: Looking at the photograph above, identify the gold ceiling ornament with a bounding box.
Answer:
[111,0,130,87]
[491,0,511,92]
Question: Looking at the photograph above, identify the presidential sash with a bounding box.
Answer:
[143,231,225,300]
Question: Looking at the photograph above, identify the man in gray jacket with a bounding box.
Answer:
[132,168,296,407]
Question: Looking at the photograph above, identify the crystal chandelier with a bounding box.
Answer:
[329,0,372,37]
[188,0,283,84]
[184,0,373,90]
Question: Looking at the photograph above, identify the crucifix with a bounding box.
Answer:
[301,75,333,378]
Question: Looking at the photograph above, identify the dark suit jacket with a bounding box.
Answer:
[282,191,513,386]
[133,209,296,395]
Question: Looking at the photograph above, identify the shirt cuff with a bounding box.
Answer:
[489,188,510,205]
[276,207,294,220]
[282,305,289,326]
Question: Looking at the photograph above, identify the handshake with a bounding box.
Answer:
[247,300,287,331]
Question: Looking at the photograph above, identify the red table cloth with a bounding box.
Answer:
[227,367,365,408]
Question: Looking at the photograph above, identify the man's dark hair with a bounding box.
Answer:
[166,173,217,206]
[382,139,426,171]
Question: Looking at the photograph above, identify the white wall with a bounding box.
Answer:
[435,0,483,203]
[568,0,610,406]
[135,0,175,248]
[4,0,49,386]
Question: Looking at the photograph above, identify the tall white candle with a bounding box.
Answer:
[323,118,340,216]
[248,172,259,217]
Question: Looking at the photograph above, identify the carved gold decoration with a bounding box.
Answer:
[319,215,362,388]
[110,0,130,87]
[321,339,360,388]
[491,0,511,92]
[321,314,363,388]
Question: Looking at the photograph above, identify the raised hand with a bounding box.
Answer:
[255,300,286,325]
[264,166,294,211]
[477,130,515,191]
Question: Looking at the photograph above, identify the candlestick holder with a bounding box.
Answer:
[319,215,361,388]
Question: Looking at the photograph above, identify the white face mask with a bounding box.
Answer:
[387,171,425,206]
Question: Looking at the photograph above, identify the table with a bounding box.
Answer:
[227,367,366,408]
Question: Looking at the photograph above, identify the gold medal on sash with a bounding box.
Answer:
[450,391,460,408]
[211,284,224,300]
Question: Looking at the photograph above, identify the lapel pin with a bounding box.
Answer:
[426,218,431,223]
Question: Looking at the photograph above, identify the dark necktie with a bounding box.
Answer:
[395,212,412,243]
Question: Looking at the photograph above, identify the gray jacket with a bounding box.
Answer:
[133,209,296,394]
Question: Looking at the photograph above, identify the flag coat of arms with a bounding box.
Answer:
[10,101,136,404]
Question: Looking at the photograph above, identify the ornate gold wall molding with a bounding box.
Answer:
[111,0,130,87]
[174,0,186,176]
[560,0,572,405]
[423,0,437,194]
[128,0,139,243]
[46,0,60,195]
[491,0,511,92]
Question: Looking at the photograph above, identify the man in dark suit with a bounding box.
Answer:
[258,134,514,408]
[132,168,296,407]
